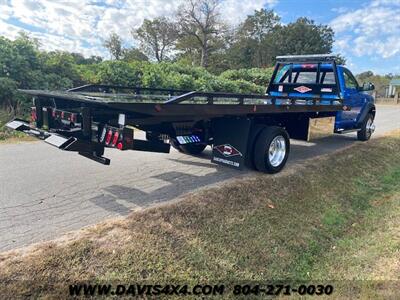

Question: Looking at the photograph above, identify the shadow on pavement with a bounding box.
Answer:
[89,134,359,215]
[89,170,241,215]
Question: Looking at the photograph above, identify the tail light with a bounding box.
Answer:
[111,131,119,147]
[105,129,113,145]
[100,125,133,150]
[31,107,37,122]
[52,109,56,118]
[70,113,77,123]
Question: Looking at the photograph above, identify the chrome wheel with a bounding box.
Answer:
[366,117,375,137]
[268,135,286,167]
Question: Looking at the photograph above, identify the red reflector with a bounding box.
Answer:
[31,108,37,122]
[112,131,119,146]
[117,142,123,150]
[154,104,162,112]
[105,130,113,145]
[301,64,316,69]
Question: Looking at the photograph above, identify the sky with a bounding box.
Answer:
[0,0,399,75]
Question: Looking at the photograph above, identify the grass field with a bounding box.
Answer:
[0,131,399,298]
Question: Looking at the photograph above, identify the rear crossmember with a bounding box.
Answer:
[7,119,111,165]
[6,106,170,165]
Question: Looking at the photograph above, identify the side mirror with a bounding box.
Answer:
[361,82,375,91]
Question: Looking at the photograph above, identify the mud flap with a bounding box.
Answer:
[307,117,334,141]
[285,116,334,141]
[211,117,252,170]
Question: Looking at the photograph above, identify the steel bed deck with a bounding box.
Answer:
[20,87,344,119]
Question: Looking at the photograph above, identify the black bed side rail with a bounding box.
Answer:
[164,91,343,106]
[68,84,190,96]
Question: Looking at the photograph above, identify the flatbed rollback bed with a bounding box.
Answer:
[7,55,376,173]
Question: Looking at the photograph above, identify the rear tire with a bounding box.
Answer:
[357,113,375,141]
[253,126,290,174]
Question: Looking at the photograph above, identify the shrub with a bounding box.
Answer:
[94,61,142,86]
[220,67,274,87]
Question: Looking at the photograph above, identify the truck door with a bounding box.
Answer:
[336,67,363,130]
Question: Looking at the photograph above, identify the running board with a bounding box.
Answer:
[335,128,360,134]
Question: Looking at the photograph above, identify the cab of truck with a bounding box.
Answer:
[267,55,376,141]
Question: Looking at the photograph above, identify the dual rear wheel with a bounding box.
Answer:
[171,126,290,174]
[169,113,374,174]
[253,126,290,174]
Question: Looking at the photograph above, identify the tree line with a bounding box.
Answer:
[0,1,336,116]
[0,32,273,115]
[104,1,336,73]
[1,0,397,119]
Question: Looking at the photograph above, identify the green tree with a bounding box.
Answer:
[94,61,142,86]
[133,17,178,62]
[70,53,103,64]
[122,47,149,62]
[39,51,80,85]
[357,71,374,81]
[0,77,18,114]
[229,9,280,68]
[269,17,334,58]
[103,33,124,60]
[0,33,41,89]
[0,33,42,114]
[176,0,226,68]
[34,51,81,90]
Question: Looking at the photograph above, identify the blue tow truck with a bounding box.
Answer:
[7,54,376,174]
[270,55,376,140]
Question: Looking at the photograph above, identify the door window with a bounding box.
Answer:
[343,69,359,89]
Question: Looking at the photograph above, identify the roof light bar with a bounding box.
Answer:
[276,54,337,62]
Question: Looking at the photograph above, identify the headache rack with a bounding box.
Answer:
[268,54,342,99]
